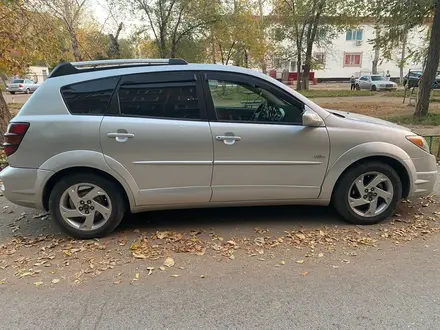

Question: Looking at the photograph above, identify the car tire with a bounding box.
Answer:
[9,92,15,95]
[49,173,126,239]
[25,88,30,94]
[371,85,377,91]
[333,162,402,225]
[355,84,360,91]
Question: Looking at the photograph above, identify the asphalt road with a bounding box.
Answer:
[2,234,440,330]
[2,92,31,104]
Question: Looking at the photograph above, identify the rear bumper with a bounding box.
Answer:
[6,87,26,92]
[0,166,53,210]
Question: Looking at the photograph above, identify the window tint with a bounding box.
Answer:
[118,83,200,120]
[61,77,119,115]
[208,80,304,124]
[12,79,24,83]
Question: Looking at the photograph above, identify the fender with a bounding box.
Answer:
[39,150,138,209]
[319,141,417,200]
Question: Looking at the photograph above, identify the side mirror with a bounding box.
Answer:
[302,109,324,127]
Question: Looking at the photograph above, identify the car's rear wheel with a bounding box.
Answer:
[49,173,126,239]
[333,162,402,225]
[25,88,30,94]
[9,92,15,95]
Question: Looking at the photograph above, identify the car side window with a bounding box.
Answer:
[206,78,304,124]
[61,77,119,115]
[118,82,200,120]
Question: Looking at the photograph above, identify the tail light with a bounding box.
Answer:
[3,123,30,156]
[18,84,24,88]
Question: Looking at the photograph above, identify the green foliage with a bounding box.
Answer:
[388,113,440,126]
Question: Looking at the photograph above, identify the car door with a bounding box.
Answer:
[100,71,213,206]
[201,71,330,202]
[358,76,367,89]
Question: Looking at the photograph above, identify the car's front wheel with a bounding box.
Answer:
[333,162,402,225]
[355,84,360,90]
[371,85,377,91]
[49,173,126,239]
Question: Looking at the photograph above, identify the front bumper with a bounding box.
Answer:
[406,154,438,198]
[376,86,397,91]
[0,166,53,210]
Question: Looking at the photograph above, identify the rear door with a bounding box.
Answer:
[201,71,330,202]
[100,71,213,206]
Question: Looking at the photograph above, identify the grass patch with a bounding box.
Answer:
[388,113,440,126]
[299,90,376,98]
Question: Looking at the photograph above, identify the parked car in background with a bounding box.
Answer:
[403,70,440,89]
[355,75,398,91]
[0,59,437,239]
[6,79,40,94]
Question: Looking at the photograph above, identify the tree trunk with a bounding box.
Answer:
[414,0,440,117]
[0,93,11,143]
[399,29,407,84]
[296,52,302,91]
[258,0,266,73]
[68,26,82,62]
[372,26,380,74]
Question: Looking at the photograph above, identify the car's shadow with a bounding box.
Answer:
[117,205,346,236]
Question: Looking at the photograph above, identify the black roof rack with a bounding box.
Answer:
[49,58,188,78]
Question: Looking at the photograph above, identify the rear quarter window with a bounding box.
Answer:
[61,77,119,115]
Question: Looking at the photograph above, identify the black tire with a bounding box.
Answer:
[332,162,402,225]
[355,84,360,91]
[9,92,15,95]
[25,88,30,94]
[371,85,377,91]
[49,173,126,239]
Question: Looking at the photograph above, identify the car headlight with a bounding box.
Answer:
[406,135,430,152]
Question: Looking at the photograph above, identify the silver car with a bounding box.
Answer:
[6,78,40,94]
[356,75,398,91]
[1,59,437,238]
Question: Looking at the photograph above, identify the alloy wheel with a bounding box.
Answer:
[348,171,394,218]
[59,183,112,231]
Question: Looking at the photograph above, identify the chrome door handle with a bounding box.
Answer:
[215,135,241,145]
[107,132,135,143]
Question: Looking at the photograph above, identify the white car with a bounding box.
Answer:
[355,75,397,91]
[6,79,41,94]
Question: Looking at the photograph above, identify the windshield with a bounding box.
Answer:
[12,79,24,83]
[371,76,384,81]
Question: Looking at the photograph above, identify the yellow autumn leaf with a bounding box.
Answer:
[296,260,304,264]
[34,281,43,287]
[163,257,175,267]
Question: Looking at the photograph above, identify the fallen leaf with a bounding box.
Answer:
[170,274,179,278]
[318,253,324,258]
[254,237,265,246]
[280,260,285,265]
[63,250,72,257]
[135,273,139,279]
[147,267,154,276]
[156,231,169,239]
[178,266,185,270]
[20,272,32,278]
[0,278,5,284]
[200,275,205,278]
[229,254,235,260]
[51,279,60,284]
[114,279,121,285]
[257,258,265,261]
[163,257,175,267]
[34,281,43,287]
[301,272,309,276]
[296,233,306,240]
[159,266,166,271]
[132,252,147,259]
[296,260,304,264]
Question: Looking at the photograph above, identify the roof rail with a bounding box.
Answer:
[49,58,188,78]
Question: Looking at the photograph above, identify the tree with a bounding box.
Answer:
[415,0,440,116]
[126,0,218,58]
[38,0,89,61]
[272,0,357,90]
[372,0,440,116]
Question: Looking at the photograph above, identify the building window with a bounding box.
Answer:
[314,52,326,65]
[290,60,297,72]
[346,29,363,41]
[344,53,362,67]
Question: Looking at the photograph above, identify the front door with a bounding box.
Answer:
[100,71,213,206]
[202,71,330,202]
